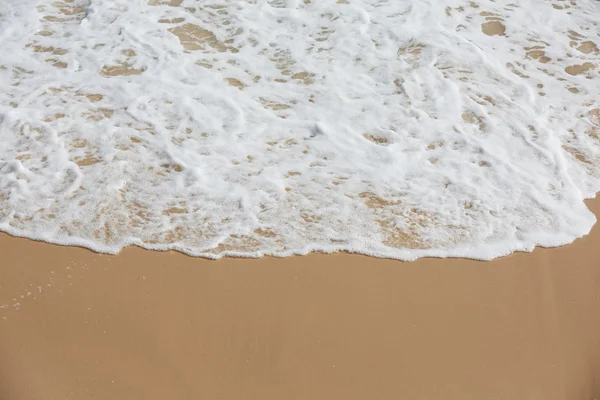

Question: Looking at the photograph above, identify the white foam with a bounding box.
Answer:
[0,0,599,260]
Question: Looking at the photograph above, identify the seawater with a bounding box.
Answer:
[0,0,599,260]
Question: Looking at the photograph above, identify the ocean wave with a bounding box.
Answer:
[0,0,599,260]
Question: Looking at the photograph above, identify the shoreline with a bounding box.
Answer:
[1,198,600,399]
[1,197,597,261]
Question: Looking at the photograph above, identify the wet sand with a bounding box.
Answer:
[1,200,600,400]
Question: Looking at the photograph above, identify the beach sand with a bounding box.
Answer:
[1,199,599,400]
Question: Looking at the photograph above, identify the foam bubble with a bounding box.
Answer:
[0,0,599,260]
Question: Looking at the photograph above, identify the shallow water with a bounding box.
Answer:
[0,0,599,260]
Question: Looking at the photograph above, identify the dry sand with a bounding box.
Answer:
[1,200,600,400]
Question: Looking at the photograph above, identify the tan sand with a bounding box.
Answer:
[1,199,600,400]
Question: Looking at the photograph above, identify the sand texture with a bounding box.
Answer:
[1,199,600,400]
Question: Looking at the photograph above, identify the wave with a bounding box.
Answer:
[0,0,599,260]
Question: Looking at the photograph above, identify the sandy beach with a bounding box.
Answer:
[0,198,598,400]
[2,0,600,398]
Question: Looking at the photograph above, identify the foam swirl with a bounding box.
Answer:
[0,0,599,259]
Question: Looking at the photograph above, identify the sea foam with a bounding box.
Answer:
[0,0,599,260]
